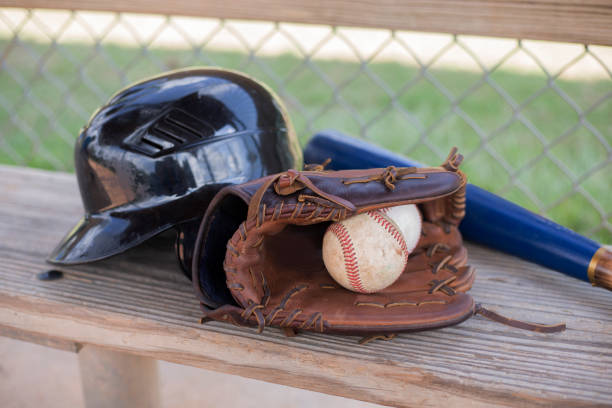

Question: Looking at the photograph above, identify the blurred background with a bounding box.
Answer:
[0,6,610,408]
[0,8,610,243]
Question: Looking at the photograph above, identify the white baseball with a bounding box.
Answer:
[322,204,422,293]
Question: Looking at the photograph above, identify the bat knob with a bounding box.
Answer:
[589,246,612,291]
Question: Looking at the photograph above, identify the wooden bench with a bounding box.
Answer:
[1,164,611,407]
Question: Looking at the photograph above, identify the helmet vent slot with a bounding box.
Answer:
[151,124,186,144]
[141,137,162,149]
[140,134,174,153]
[125,108,216,157]
[164,109,214,139]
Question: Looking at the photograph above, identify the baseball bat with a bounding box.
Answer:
[304,130,612,291]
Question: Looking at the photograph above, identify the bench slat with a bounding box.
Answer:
[0,164,610,407]
[2,1,612,46]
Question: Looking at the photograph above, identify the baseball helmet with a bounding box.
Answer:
[48,67,302,272]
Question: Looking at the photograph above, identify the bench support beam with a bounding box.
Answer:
[78,345,160,408]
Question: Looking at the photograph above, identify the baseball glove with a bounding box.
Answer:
[191,148,564,338]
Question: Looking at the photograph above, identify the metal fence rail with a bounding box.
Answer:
[0,8,610,242]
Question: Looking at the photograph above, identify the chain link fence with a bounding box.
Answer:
[0,8,610,242]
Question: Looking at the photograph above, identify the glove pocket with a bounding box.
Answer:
[223,221,476,335]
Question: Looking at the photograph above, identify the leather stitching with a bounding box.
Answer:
[355,300,448,308]
[427,243,450,257]
[342,166,425,190]
[264,284,307,325]
[429,276,457,295]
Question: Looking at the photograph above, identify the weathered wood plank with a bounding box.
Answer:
[0,164,611,407]
[0,324,81,352]
[1,0,612,46]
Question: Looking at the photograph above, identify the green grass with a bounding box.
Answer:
[0,39,610,242]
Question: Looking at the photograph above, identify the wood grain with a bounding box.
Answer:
[1,0,612,46]
[0,324,81,352]
[0,164,611,407]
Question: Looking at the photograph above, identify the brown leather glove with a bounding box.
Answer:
[191,148,564,337]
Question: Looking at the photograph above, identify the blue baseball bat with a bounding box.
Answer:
[304,130,611,291]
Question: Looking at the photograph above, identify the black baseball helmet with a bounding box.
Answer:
[48,68,302,271]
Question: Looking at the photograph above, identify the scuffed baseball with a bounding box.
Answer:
[381,204,422,254]
[322,204,422,293]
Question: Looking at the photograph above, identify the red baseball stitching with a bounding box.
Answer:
[329,223,367,293]
[366,210,409,263]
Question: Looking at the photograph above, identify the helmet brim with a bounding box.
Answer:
[47,213,172,265]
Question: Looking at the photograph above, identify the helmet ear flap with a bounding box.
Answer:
[174,218,203,279]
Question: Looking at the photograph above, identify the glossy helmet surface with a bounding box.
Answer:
[48,67,302,269]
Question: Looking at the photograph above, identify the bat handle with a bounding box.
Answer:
[589,247,612,290]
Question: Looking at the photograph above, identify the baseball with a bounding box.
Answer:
[322,204,422,293]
